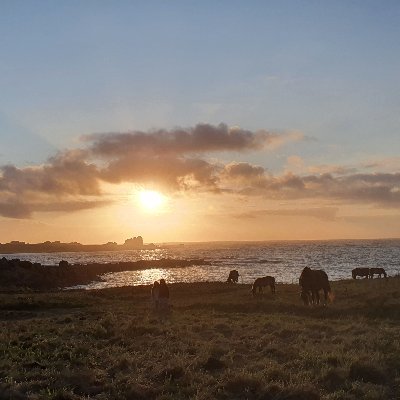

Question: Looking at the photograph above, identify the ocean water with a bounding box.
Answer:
[4,239,400,289]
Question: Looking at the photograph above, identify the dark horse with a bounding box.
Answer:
[369,267,387,278]
[299,267,331,305]
[251,276,275,295]
[227,270,239,283]
[352,267,370,279]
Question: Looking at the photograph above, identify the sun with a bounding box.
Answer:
[138,190,165,211]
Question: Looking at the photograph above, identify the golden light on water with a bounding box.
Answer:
[138,190,165,212]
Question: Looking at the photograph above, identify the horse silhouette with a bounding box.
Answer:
[299,267,331,305]
[251,276,275,295]
[352,267,370,279]
[369,267,387,278]
[227,270,239,283]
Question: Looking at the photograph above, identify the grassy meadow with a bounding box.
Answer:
[1,277,400,399]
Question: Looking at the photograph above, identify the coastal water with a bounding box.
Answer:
[4,239,400,289]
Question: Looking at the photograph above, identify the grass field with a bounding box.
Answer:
[1,277,399,399]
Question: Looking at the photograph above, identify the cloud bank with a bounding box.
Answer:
[1,123,399,218]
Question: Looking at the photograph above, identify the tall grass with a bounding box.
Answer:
[0,277,399,399]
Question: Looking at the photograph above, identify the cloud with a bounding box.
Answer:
[284,156,358,176]
[219,162,400,206]
[1,123,400,219]
[0,201,31,219]
[3,123,298,218]
[89,124,303,193]
[307,164,358,175]
[100,155,221,192]
[0,151,100,196]
[0,150,103,218]
[362,157,400,172]
[233,207,339,221]
[300,172,400,206]
[84,123,302,157]
[0,193,111,219]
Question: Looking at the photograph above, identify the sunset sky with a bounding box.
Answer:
[1,1,400,243]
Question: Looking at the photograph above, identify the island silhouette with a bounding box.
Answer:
[0,236,173,254]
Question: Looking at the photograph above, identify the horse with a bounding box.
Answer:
[227,270,239,283]
[299,267,331,305]
[251,276,275,295]
[352,267,370,279]
[369,267,387,278]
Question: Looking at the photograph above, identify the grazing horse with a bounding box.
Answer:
[299,267,331,305]
[369,267,387,278]
[352,267,370,279]
[251,276,275,295]
[226,270,239,283]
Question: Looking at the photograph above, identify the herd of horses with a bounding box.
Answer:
[227,266,388,306]
[352,267,387,279]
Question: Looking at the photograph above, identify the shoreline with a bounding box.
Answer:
[0,257,210,291]
[1,255,395,292]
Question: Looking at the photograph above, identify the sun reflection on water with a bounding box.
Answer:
[137,268,172,284]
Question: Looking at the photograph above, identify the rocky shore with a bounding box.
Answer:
[0,257,211,291]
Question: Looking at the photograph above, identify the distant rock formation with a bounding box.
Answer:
[123,236,144,249]
[0,236,159,254]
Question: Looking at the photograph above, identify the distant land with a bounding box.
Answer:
[0,236,183,254]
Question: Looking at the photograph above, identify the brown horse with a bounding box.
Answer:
[352,267,370,279]
[227,270,239,283]
[299,267,331,305]
[369,267,387,278]
[251,276,275,295]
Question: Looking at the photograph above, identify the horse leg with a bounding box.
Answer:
[309,290,314,305]
[323,289,328,305]
[301,290,309,305]
[305,291,310,305]
[314,290,320,305]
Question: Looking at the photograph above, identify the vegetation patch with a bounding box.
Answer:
[349,361,386,384]
[0,278,399,399]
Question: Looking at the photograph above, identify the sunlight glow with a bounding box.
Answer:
[138,190,165,211]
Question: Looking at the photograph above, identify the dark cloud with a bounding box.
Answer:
[0,150,103,218]
[85,123,298,157]
[0,194,110,219]
[0,151,100,196]
[0,201,31,219]
[219,166,400,206]
[222,162,266,180]
[300,173,400,206]
[100,155,221,192]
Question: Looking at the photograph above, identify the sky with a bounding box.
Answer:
[1,1,400,243]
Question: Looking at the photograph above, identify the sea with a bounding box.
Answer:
[3,239,400,289]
